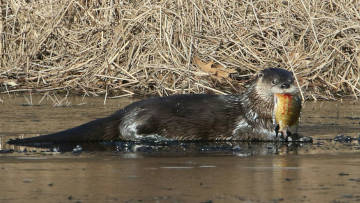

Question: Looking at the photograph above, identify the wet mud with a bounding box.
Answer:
[1,96,360,202]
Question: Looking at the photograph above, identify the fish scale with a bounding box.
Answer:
[274,93,302,135]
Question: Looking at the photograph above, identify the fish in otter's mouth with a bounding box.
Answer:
[274,93,302,137]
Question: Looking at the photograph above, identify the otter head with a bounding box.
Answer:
[255,68,299,101]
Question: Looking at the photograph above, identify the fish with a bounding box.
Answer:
[273,93,302,137]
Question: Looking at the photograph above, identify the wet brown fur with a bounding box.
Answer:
[8,68,299,144]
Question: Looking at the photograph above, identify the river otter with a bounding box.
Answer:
[8,68,303,145]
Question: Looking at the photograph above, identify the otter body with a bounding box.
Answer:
[8,68,301,144]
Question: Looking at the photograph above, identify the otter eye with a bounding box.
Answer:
[272,79,279,85]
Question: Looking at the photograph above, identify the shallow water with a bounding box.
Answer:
[1,95,360,202]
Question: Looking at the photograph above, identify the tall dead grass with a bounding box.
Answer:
[1,0,360,100]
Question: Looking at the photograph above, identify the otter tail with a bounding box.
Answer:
[7,115,121,145]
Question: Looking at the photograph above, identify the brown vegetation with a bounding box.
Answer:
[1,0,360,100]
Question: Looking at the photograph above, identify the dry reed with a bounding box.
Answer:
[1,0,360,100]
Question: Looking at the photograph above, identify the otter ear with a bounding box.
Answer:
[257,72,264,78]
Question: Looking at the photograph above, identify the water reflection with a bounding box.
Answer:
[2,137,360,158]
[2,136,310,155]
[1,148,359,202]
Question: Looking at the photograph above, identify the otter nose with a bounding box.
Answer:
[281,83,290,89]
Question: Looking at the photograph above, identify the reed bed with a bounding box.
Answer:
[1,0,360,100]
